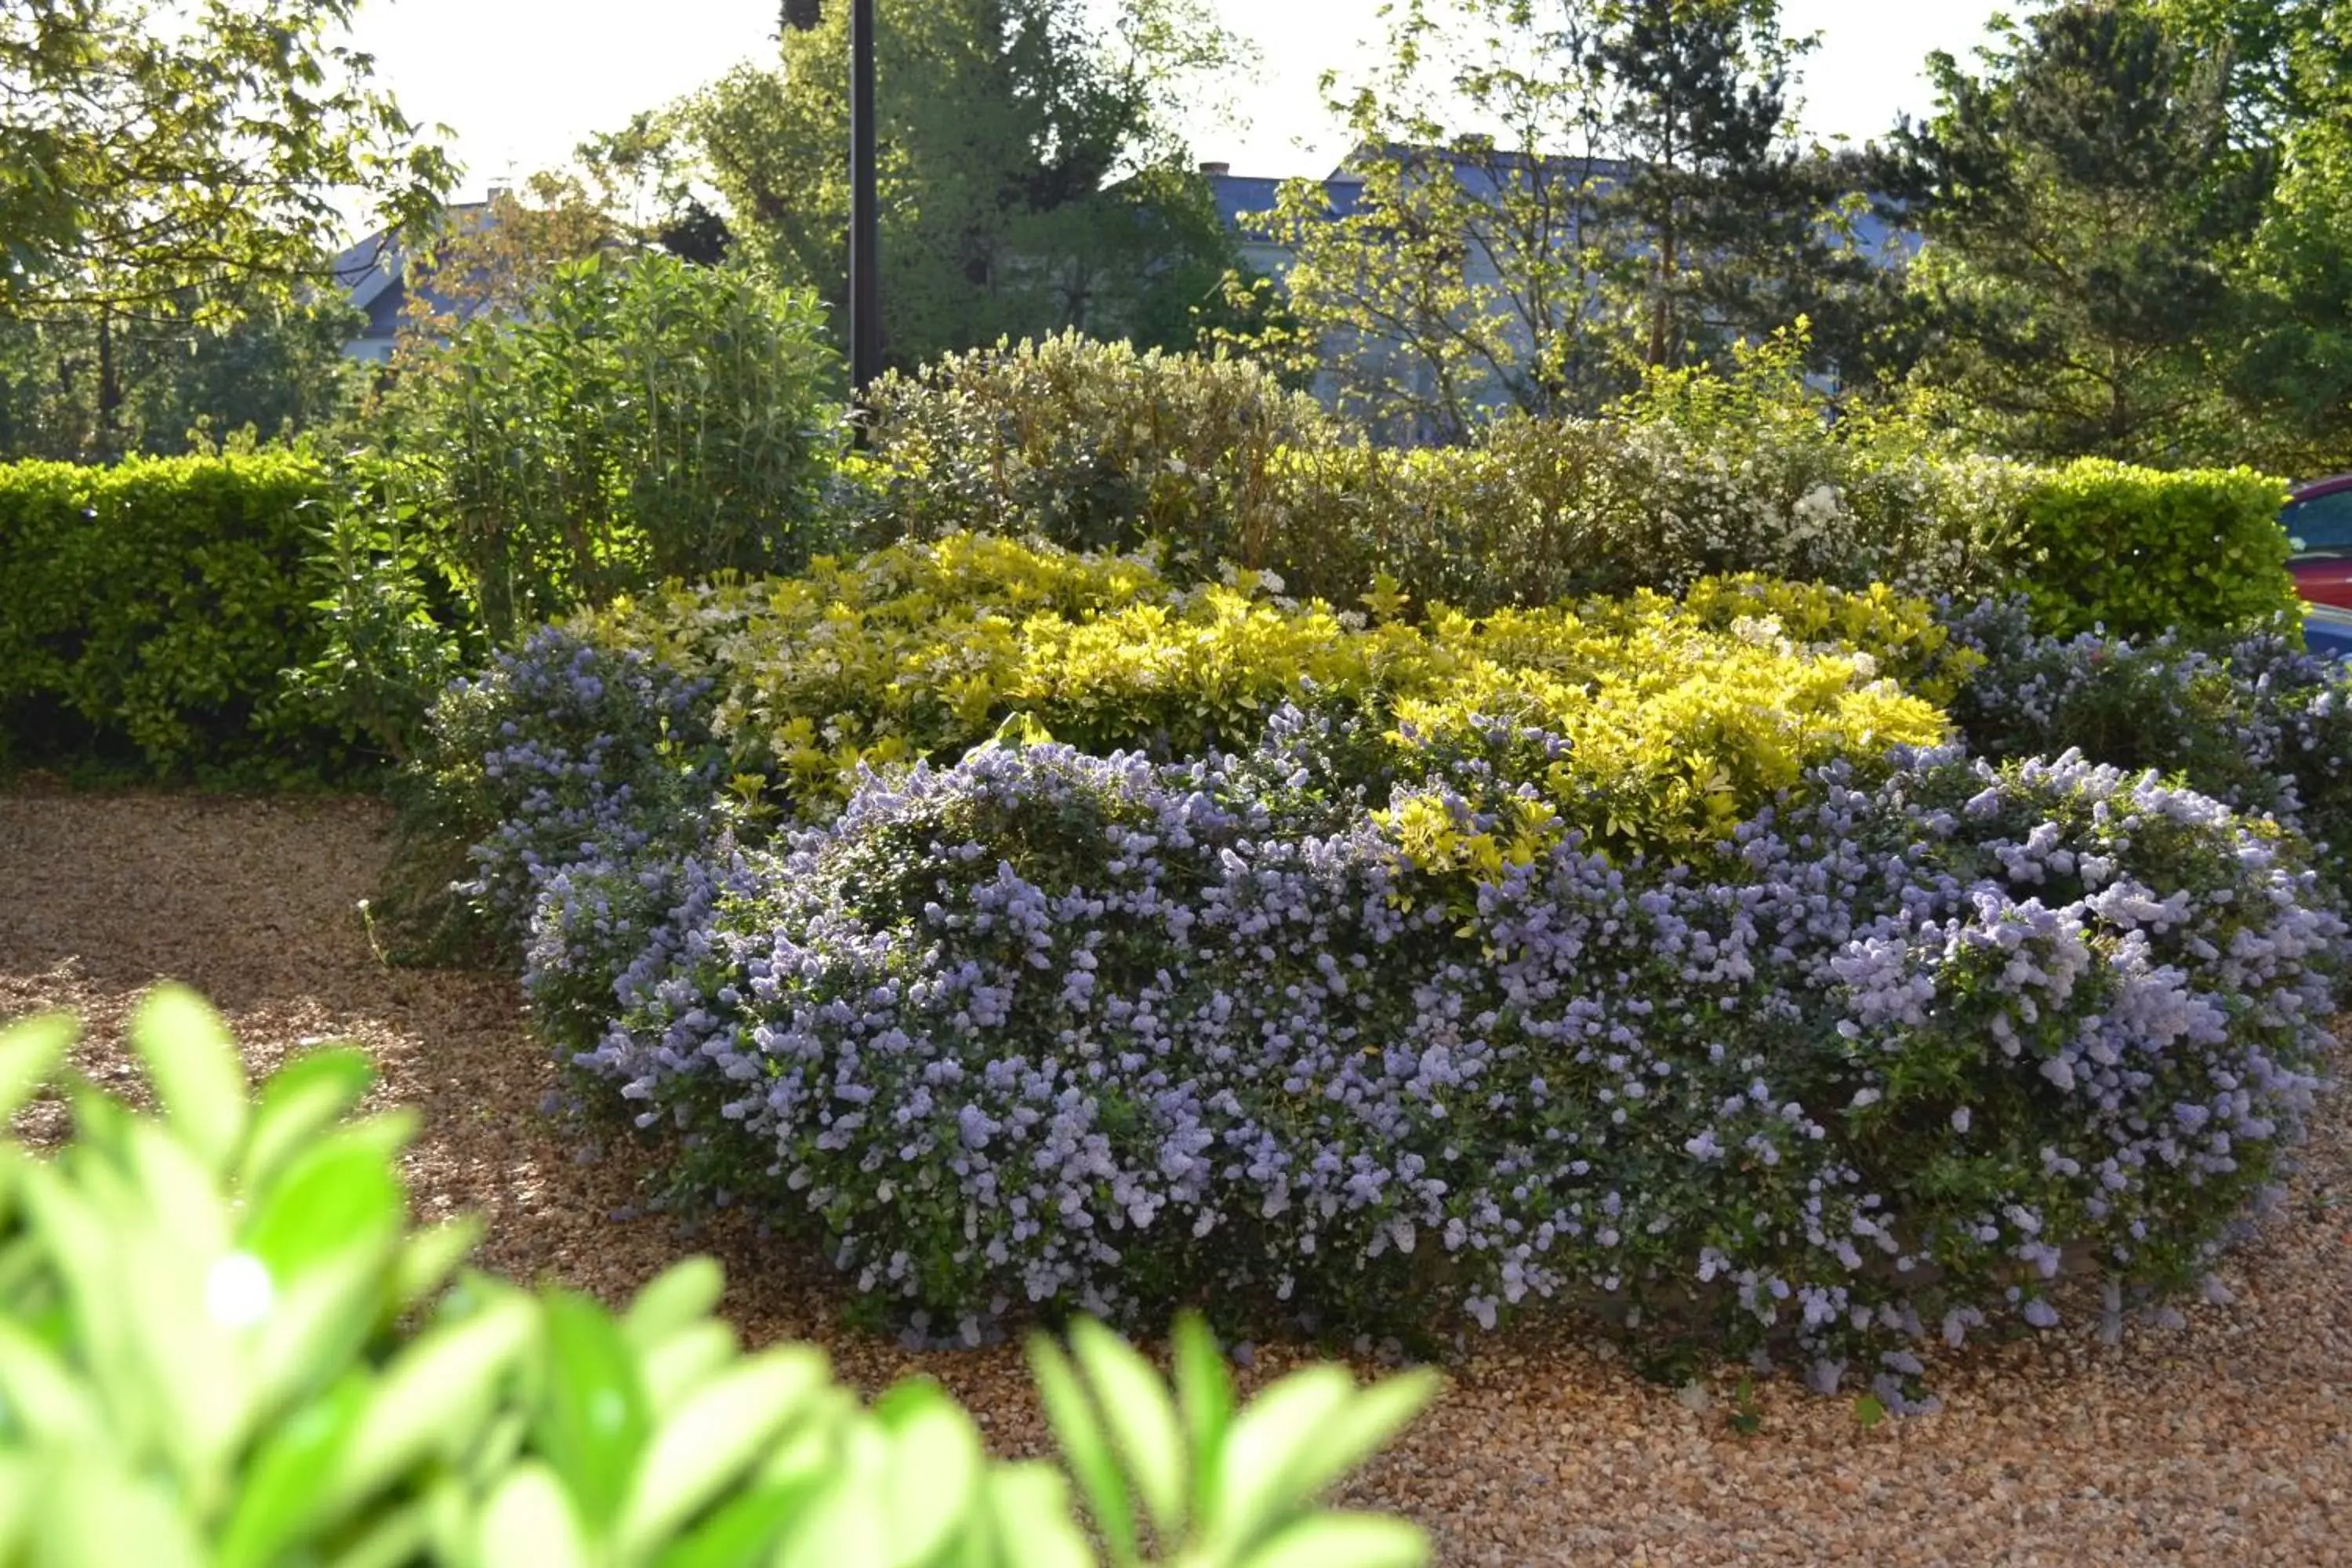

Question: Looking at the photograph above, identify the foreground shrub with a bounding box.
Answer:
[561,535,1949,856]
[0,449,342,778]
[1992,459,2295,641]
[0,989,1436,1566]
[557,723,2335,1387]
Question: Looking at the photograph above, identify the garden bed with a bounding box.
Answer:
[6,785,2347,1563]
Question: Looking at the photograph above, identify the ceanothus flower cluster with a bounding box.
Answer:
[423,626,723,940]
[532,704,2338,1367]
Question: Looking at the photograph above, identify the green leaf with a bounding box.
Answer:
[388,1218,482,1318]
[535,1288,653,1538]
[476,1461,591,1568]
[1026,1329,1138,1566]
[128,985,249,1174]
[1204,1367,1355,1553]
[640,1319,742,1418]
[249,1239,402,1417]
[1067,1318,1186,1540]
[0,1013,72,1125]
[617,1346,829,1557]
[1171,1313,1234,1529]
[214,1377,369,1568]
[0,1318,103,1445]
[873,1380,985,1566]
[1254,1370,1439,1510]
[623,1257,727,1352]
[1854,1394,1886,1429]
[1237,1512,1430,1568]
[31,1456,206,1568]
[651,1480,815,1568]
[327,1291,537,1515]
[238,1047,376,1197]
[239,1134,405,1284]
[771,1425,890,1568]
[980,1462,1093,1568]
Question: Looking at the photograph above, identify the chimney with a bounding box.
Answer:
[1199,161,1231,176]
[485,183,512,204]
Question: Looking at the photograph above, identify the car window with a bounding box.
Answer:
[2285,488,2352,553]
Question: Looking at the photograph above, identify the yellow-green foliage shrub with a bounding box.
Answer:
[578,535,1953,855]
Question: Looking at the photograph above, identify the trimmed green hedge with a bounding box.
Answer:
[0,452,339,779]
[854,341,2299,639]
[1995,459,2296,640]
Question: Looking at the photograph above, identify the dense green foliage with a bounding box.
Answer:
[630,0,1245,368]
[0,450,342,778]
[0,989,1436,1566]
[0,0,447,323]
[851,334,1338,561]
[1993,459,2295,638]
[1891,0,2352,473]
[0,299,368,464]
[852,337,2292,633]
[372,251,844,644]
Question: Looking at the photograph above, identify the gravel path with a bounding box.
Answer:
[2,788,2348,1566]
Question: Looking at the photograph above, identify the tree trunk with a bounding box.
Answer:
[95,307,123,460]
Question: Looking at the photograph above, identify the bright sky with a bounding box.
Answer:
[345,0,2008,206]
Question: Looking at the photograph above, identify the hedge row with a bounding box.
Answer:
[855,337,2299,641]
[0,343,2303,781]
[0,452,340,778]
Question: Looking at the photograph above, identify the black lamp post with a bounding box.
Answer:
[783,0,881,397]
[847,0,880,394]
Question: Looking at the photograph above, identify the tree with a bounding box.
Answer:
[2147,0,2352,471]
[1889,2,2276,465]
[0,0,447,452]
[394,172,622,346]
[1243,0,1881,442]
[1592,0,1872,376]
[0,297,365,462]
[641,0,1242,369]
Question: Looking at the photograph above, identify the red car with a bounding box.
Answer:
[2286,474,2352,608]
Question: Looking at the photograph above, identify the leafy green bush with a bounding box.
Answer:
[849,333,2023,612]
[0,450,344,779]
[1994,459,2295,639]
[0,988,1437,1566]
[855,332,1338,568]
[378,252,847,644]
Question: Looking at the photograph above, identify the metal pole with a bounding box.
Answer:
[848,0,881,397]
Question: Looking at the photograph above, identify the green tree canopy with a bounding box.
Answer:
[1241,0,1886,442]
[616,0,1243,372]
[0,0,448,456]
[0,0,450,321]
[1889,0,2274,465]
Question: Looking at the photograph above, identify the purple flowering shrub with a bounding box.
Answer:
[1943,598,2352,880]
[420,626,724,957]
[556,713,2337,1379]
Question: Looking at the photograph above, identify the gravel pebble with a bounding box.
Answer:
[3,787,2348,1566]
